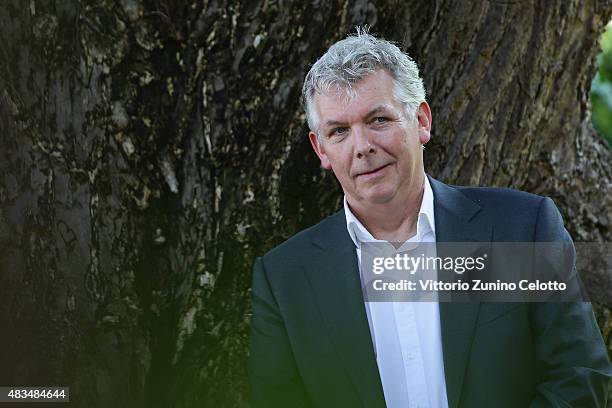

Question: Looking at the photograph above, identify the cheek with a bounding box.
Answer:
[331,159,351,175]
[398,133,421,152]
[328,148,351,168]
[385,137,411,153]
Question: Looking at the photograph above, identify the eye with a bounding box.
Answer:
[374,117,388,123]
[331,127,349,136]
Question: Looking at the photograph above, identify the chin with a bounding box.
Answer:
[362,188,397,205]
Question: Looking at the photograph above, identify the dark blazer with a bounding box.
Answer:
[249,177,611,408]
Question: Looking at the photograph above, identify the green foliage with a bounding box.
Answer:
[591,21,612,147]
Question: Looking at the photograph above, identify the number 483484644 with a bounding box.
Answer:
[6,388,67,399]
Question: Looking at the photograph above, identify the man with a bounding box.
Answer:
[248,30,611,407]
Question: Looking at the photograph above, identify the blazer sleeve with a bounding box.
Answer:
[528,197,611,407]
[248,256,311,408]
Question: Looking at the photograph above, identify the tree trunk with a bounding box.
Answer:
[0,1,610,407]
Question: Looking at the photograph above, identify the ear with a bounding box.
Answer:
[309,131,332,170]
[416,101,432,145]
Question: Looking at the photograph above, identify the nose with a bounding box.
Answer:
[354,127,376,159]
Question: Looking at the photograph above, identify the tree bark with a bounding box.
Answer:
[0,0,610,407]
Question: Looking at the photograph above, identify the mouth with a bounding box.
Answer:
[355,163,391,179]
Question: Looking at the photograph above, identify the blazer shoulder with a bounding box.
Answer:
[451,184,568,241]
[454,185,546,212]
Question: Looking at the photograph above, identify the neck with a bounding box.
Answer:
[348,173,426,242]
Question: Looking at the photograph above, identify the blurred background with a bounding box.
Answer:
[593,19,612,147]
[0,1,611,407]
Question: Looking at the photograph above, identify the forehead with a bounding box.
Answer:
[313,70,401,123]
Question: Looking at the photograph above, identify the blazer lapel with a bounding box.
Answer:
[304,211,386,408]
[429,176,493,408]
[303,178,493,408]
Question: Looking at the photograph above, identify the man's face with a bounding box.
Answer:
[309,69,432,210]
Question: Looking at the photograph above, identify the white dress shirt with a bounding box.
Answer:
[343,176,449,408]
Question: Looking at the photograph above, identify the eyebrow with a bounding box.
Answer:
[322,105,394,129]
[365,105,392,117]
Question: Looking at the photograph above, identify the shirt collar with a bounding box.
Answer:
[344,174,435,247]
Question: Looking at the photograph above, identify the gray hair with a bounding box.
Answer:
[302,28,426,135]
